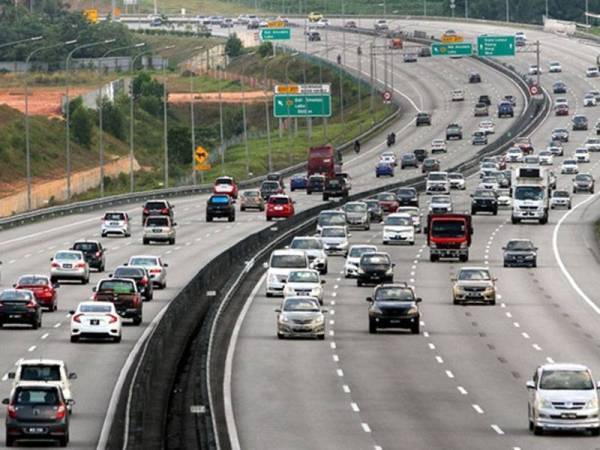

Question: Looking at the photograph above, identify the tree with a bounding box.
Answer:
[225,33,243,58]
[71,106,93,148]
[258,42,273,58]
[167,126,192,165]
[99,97,126,140]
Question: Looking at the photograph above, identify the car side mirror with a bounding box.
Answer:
[123,263,128,266]
[12,284,16,288]
[501,247,506,251]
[163,263,169,267]
[53,283,60,289]
[526,380,536,390]
[366,297,373,302]
[451,277,457,282]
[67,399,75,406]
[92,287,97,292]
[7,372,15,379]
[321,309,329,313]
[1,399,8,405]
[493,277,498,282]
[391,263,396,267]
[321,280,326,284]
[274,308,281,313]
[173,222,178,226]
[533,247,538,251]
[50,258,53,262]
[416,297,422,303]
[68,373,78,380]
[68,310,75,315]
[263,262,269,269]
[108,274,113,278]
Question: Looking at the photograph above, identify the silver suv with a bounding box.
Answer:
[527,363,600,435]
[142,216,176,245]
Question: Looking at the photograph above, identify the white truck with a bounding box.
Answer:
[511,167,551,224]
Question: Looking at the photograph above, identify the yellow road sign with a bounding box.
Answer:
[268,20,286,28]
[84,9,98,23]
[441,34,464,43]
[195,146,209,164]
[194,163,212,171]
[275,85,300,94]
[113,7,121,17]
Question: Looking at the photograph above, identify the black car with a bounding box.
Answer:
[357,252,394,286]
[395,187,419,207]
[72,240,105,272]
[306,174,325,194]
[142,199,174,225]
[364,199,384,223]
[469,72,481,83]
[503,239,537,267]
[416,112,431,126]
[471,189,498,215]
[419,46,431,57]
[400,153,418,169]
[551,128,569,142]
[112,265,154,301]
[413,148,428,162]
[367,283,421,334]
[573,173,595,193]
[553,81,567,94]
[323,177,350,201]
[572,115,589,131]
[422,158,440,173]
[260,180,282,200]
[206,194,236,222]
[478,94,491,106]
[0,289,42,329]
[3,385,69,447]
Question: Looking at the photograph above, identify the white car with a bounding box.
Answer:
[478,120,495,134]
[283,269,325,304]
[431,139,447,154]
[586,67,599,78]
[554,97,568,107]
[127,255,168,289]
[585,137,600,152]
[448,172,466,190]
[575,147,591,163]
[315,18,330,28]
[397,206,422,232]
[506,147,523,163]
[515,31,527,40]
[478,176,499,191]
[561,159,579,174]
[538,151,554,165]
[70,301,122,343]
[289,236,328,274]
[50,250,90,285]
[344,245,378,278]
[8,359,77,411]
[101,211,131,237]
[374,19,389,31]
[380,151,397,166]
[523,155,540,165]
[496,188,512,208]
[382,213,415,245]
[480,161,498,177]
[428,195,453,214]
[320,226,350,256]
[264,250,310,297]
[426,171,450,194]
[451,89,465,101]
[528,64,541,75]
[584,94,597,107]
[547,143,564,156]
[550,190,572,209]
[548,61,562,73]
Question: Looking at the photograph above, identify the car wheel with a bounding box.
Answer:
[6,436,14,447]
[206,216,213,222]
[369,319,377,334]
[493,209,498,216]
[591,428,600,436]
[143,238,149,245]
[533,425,544,436]
[170,238,175,245]
[51,277,58,284]
[459,254,468,263]
[228,215,235,222]
[277,332,284,339]
[411,321,420,334]
[323,195,329,201]
[161,280,167,289]
[114,334,122,343]
[70,335,79,343]
[241,206,245,211]
[101,233,107,238]
[357,280,362,287]
[126,232,131,238]
[430,254,439,262]
[321,266,328,275]
[532,261,537,268]
[83,277,89,285]
[511,217,520,224]
[266,216,272,221]
[133,315,142,326]
[317,334,325,340]
[568,203,572,209]
[59,434,69,447]
[99,264,105,273]
[453,297,461,305]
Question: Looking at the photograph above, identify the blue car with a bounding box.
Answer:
[376,162,394,177]
[290,174,308,191]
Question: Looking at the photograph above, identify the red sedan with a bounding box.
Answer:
[266,195,295,221]
[555,104,569,116]
[375,192,399,213]
[213,176,239,199]
[14,274,58,311]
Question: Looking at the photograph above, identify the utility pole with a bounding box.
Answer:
[536,40,541,88]
[357,46,363,134]
[369,43,374,117]
[506,0,510,22]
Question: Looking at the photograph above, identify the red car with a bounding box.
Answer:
[555,104,569,116]
[375,192,399,213]
[213,176,239,199]
[13,274,58,311]
[266,195,295,221]
[514,137,534,155]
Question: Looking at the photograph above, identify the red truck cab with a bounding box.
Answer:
[266,195,295,221]
[514,137,534,155]
[213,176,239,199]
[308,145,340,179]
[426,213,473,262]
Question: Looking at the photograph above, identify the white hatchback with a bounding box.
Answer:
[431,139,447,154]
[478,120,495,134]
[574,148,590,163]
[538,151,554,165]
[561,159,579,174]
[70,301,122,343]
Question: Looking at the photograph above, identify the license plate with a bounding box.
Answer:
[27,427,45,434]
[63,264,72,269]
[9,314,21,319]
[153,228,162,232]
[110,222,120,226]
[275,206,283,210]
[562,413,577,419]
[390,319,402,324]
[467,293,482,298]
[90,319,100,325]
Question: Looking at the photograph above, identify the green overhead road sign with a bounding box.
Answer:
[274,94,331,118]
[431,43,473,57]
[259,28,291,41]
[477,35,515,57]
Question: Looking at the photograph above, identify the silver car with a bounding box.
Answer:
[289,236,328,274]
[320,226,350,256]
[397,207,422,232]
[275,296,326,340]
[527,363,600,435]
[283,270,325,304]
[343,202,370,230]
[143,215,176,245]
[127,255,168,289]
[344,245,378,278]
[50,250,89,284]
[100,211,131,237]
[550,190,572,209]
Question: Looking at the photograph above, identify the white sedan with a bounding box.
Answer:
[428,195,453,214]
[70,301,122,343]
[506,147,523,163]
[283,269,324,304]
[586,67,599,78]
[127,255,168,288]
[548,61,562,73]
[584,94,597,107]
[575,148,591,163]
[561,159,579,174]
[382,214,415,245]
[380,151,397,166]
[431,139,447,153]
[538,150,554,165]
[478,120,495,134]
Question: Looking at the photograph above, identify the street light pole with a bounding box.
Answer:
[284,54,298,164]
[262,55,277,172]
[65,38,115,200]
[185,45,203,185]
[506,0,510,22]
[0,35,43,50]
[240,52,257,179]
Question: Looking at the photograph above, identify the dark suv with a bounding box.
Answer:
[413,148,428,162]
[323,176,350,201]
[72,240,105,272]
[471,189,498,215]
[572,115,589,131]
[260,180,283,200]
[206,194,236,222]
[367,283,422,334]
[0,289,42,329]
[306,174,325,194]
[112,265,154,301]
[416,112,431,126]
[93,278,143,325]
[446,123,463,140]
[502,239,537,268]
[478,94,491,106]
[357,252,394,286]
[394,187,419,207]
[469,72,481,83]
[3,384,70,447]
[142,199,174,225]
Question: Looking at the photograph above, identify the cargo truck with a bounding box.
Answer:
[308,145,341,179]
[511,166,551,224]
[425,213,473,262]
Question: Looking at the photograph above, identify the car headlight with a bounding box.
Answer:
[587,398,599,409]
[358,268,365,274]
[268,273,278,284]
[311,287,322,296]
[453,285,464,295]
[386,267,393,275]
[283,286,294,296]
[484,286,495,294]
[407,306,418,315]
[312,315,324,325]
[430,243,437,249]
[537,398,553,409]
[370,305,383,314]
[459,242,468,249]
[278,315,290,323]
[340,241,348,248]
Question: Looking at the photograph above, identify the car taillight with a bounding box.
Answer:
[51,262,60,268]
[149,269,161,274]
[161,208,169,214]
[133,295,141,306]
[55,403,66,420]
[72,314,83,323]
[107,314,118,324]
[76,262,86,268]
[143,208,149,214]
[7,404,17,419]
[26,301,37,309]
[96,251,101,257]
[140,277,148,286]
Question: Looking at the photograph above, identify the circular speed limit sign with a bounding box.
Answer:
[530,85,539,95]
[382,90,392,102]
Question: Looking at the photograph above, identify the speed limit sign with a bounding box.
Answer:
[530,85,539,95]
[382,90,392,103]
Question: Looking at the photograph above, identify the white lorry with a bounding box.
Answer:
[511,166,551,224]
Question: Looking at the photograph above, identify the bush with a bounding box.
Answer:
[258,42,273,58]
[99,98,126,140]
[168,126,192,165]
[225,34,244,58]
[71,106,93,149]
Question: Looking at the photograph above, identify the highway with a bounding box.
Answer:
[0,22,524,448]
[231,19,600,450]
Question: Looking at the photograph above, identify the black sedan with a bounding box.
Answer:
[394,187,419,207]
[413,148,428,162]
[553,81,567,94]
[364,199,384,223]
[357,252,394,286]
[471,189,498,215]
[503,239,537,267]
[469,72,481,83]
[0,289,42,329]
[367,283,421,334]
[112,265,154,301]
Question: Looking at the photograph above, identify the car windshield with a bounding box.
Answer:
[287,271,319,283]
[20,365,61,382]
[403,154,415,160]
[397,188,415,197]
[506,240,534,251]
[428,173,446,181]
[15,388,60,406]
[146,217,169,227]
[375,287,414,302]
[322,228,345,238]
[98,280,135,293]
[114,268,144,278]
[448,174,463,180]
[270,197,290,205]
[475,190,495,198]
[309,176,324,183]
[129,257,158,267]
[55,251,80,260]
[553,191,569,198]
[539,370,594,390]
[377,193,395,201]
[458,269,491,281]
[318,213,346,226]
[349,246,376,258]
[80,304,112,313]
[431,197,450,204]
[365,200,379,209]
[386,216,412,226]
[431,220,465,238]
[291,239,322,250]
[215,178,233,185]
[576,174,592,181]
[243,191,260,198]
[482,177,498,183]
[345,203,366,213]
[576,149,588,154]
[0,290,32,301]
[361,255,390,265]
[145,201,167,210]
[514,186,544,201]
[210,195,230,204]
[283,298,320,312]
[104,213,125,220]
[17,276,48,286]
[262,181,280,190]
[271,255,306,268]
[564,160,577,165]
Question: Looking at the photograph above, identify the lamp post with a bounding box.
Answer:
[262,55,277,172]
[24,38,73,211]
[65,38,115,200]
[240,52,257,178]
[99,42,145,196]
[184,45,203,186]
[506,0,510,22]
[284,53,299,164]
[0,35,43,50]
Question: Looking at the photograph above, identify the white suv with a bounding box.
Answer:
[264,250,309,297]
[426,171,450,195]
[101,211,131,237]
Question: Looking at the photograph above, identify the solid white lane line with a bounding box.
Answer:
[343,385,351,393]
[472,404,484,414]
[491,424,504,435]
[351,402,360,412]
[361,423,372,433]
[27,346,36,352]
[457,386,468,395]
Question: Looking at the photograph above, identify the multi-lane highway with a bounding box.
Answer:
[229,19,600,450]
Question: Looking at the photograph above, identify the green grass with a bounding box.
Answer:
[166,73,243,93]
[70,0,267,16]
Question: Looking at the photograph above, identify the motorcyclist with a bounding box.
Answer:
[337,54,342,64]
[386,132,396,146]
[354,139,361,153]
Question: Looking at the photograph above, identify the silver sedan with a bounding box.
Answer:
[50,250,89,284]
[127,255,168,289]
